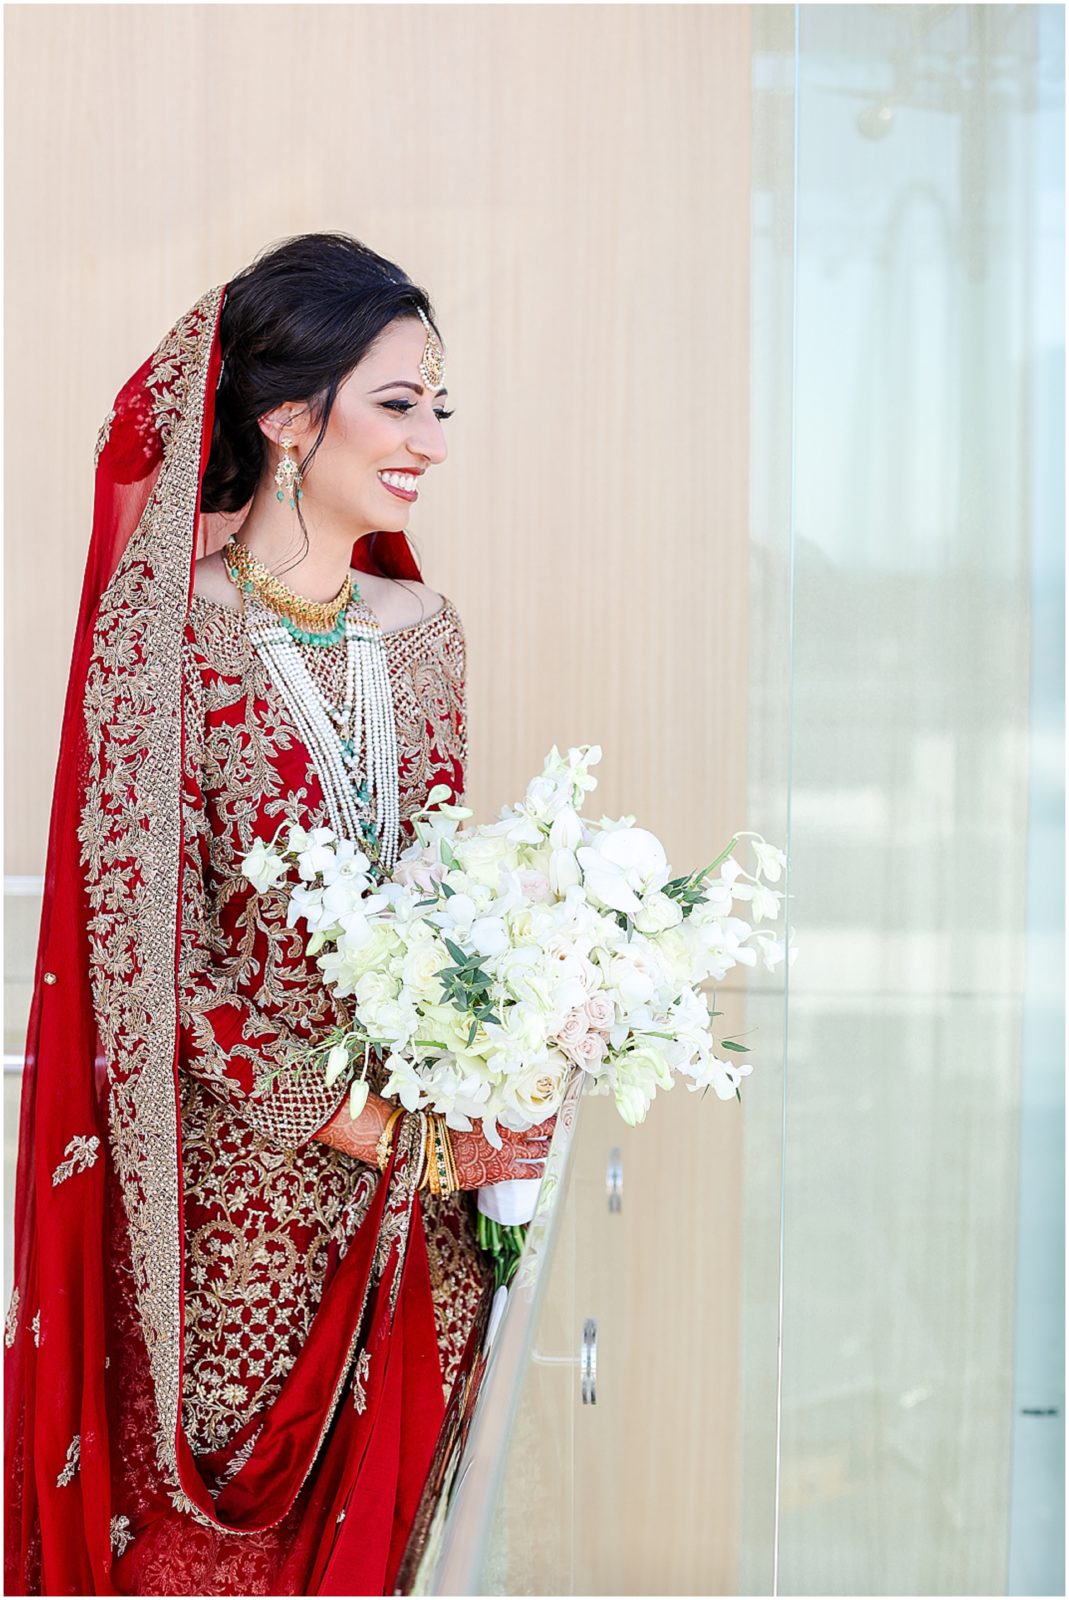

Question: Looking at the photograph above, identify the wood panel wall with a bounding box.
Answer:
[5,6,752,1590]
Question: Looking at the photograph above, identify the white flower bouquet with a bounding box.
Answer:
[241,744,793,1287]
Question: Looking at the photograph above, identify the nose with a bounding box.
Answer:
[408,406,448,468]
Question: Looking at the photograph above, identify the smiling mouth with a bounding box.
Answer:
[378,470,420,500]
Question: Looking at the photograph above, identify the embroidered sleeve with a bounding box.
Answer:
[454,621,469,802]
[177,649,349,1151]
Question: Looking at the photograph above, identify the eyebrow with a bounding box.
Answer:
[369,381,449,398]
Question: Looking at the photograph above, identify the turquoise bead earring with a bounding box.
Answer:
[274,438,304,510]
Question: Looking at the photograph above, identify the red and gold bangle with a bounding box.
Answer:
[375,1106,405,1173]
[427,1112,458,1196]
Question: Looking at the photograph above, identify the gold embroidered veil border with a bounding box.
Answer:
[76,285,429,1532]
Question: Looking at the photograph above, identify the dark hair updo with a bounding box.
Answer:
[201,230,441,574]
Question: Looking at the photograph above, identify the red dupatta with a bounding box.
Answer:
[4,284,447,1594]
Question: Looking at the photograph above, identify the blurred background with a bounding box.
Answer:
[4,4,1064,1594]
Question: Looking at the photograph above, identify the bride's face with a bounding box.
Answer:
[284,316,451,532]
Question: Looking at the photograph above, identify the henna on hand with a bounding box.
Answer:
[450,1121,554,1189]
[312,1089,391,1165]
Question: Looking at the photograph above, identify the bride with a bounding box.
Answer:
[4,230,552,1596]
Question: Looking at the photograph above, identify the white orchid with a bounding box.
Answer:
[241,838,288,894]
[294,829,341,881]
[576,827,670,914]
[285,883,336,934]
[239,746,790,1150]
[747,832,787,883]
[324,1043,350,1088]
[548,847,583,897]
[548,806,584,851]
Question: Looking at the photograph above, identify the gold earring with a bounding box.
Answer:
[274,438,304,509]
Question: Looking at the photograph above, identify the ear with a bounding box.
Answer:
[257,403,310,448]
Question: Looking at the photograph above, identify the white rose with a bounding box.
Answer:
[400,939,449,1001]
[354,970,397,1008]
[498,1056,569,1125]
[634,890,684,935]
[561,1030,607,1074]
[522,773,565,827]
[318,924,399,995]
[391,857,448,894]
[454,834,516,889]
[360,995,418,1049]
[583,992,615,1031]
[556,1008,589,1048]
[482,1001,550,1066]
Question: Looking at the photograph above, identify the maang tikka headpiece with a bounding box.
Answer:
[415,305,445,389]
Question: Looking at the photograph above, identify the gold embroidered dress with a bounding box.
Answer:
[6,282,480,1598]
[99,585,490,1585]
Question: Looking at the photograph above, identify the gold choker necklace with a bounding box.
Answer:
[222,538,354,633]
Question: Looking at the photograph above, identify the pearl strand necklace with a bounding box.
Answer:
[240,588,401,876]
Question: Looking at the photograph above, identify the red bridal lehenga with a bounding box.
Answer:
[4,284,493,1595]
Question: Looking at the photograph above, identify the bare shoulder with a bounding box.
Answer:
[351,570,446,632]
[192,550,241,609]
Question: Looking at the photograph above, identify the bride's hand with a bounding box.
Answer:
[315,1094,560,1189]
[449,1114,558,1190]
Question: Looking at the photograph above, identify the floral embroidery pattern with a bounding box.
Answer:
[4,1286,19,1347]
[78,295,488,1510]
[207,1424,262,1501]
[56,1434,80,1488]
[173,595,481,1456]
[93,406,117,467]
[30,1311,40,1348]
[350,1347,371,1413]
[77,286,225,1490]
[110,1514,133,1556]
[51,1134,101,1188]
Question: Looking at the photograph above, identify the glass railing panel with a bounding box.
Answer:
[412,1076,586,1594]
[776,5,1063,1593]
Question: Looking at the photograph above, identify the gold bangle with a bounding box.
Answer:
[412,1111,426,1190]
[418,1112,435,1192]
[427,1113,445,1196]
[414,1112,427,1190]
[440,1120,459,1194]
[375,1106,404,1173]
